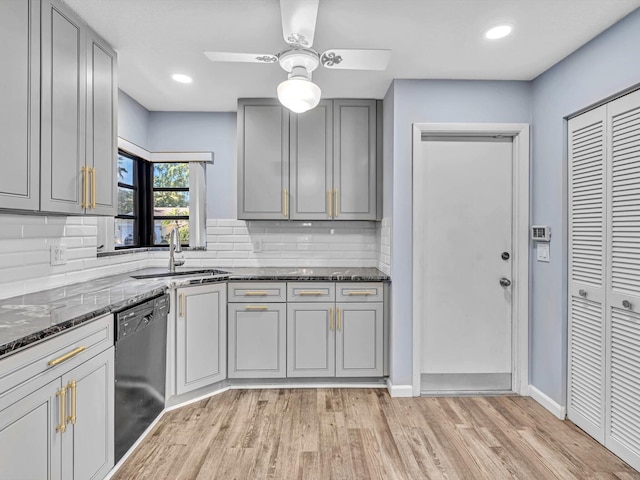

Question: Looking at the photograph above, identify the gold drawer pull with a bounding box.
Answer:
[283,188,288,218]
[330,307,334,330]
[179,294,185,317]
[56,387,67,433]
[81,166,89,208]
[48,346,86,367]
[244,291,269,296]
[90,167,97,208]
[67,380,77,425]
[298,291,325,296]
[245,305,269,311]
[328,190,333,217]
[347,291,374,296]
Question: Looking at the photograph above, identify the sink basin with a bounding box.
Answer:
[130,268,229,279]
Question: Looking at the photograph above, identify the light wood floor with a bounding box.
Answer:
[113,389,640,480]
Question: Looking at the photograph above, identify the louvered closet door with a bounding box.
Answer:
[605,89,640,471]
[568,105,607,443]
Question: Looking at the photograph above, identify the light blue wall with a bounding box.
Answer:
[147,112,237,219]
[118,90,150,149]
[388,80,532,386]
[530,8,640,405]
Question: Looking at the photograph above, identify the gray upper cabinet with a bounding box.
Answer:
[237,99,380,221]
[237,99,290,220]
[0,0,40,211]
[40,0,86,214]
[86,31,117,216]
[290,100,333,220]
[333,100,378,220]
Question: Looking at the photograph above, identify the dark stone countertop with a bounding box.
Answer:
[0,267,389,359]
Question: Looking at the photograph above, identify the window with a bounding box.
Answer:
[114,150,203,249]
[115,152,140,247]
[152,163,190,246]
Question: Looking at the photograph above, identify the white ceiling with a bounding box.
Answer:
[63,0,640,112]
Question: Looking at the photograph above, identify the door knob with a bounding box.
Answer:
[501,252,510,261]
[500,278,511,287]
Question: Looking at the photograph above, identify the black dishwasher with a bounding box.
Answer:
[114,293,169,462]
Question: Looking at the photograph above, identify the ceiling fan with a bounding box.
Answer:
[203,0,391,113]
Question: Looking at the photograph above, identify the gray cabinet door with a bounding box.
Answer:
[61,347,114,480]
[237,99,290,220]
[287,303,335,377]
[228,303,286,378]
[333,99,377,220]
[0,0,40,211]
[336,302,383,377]
[0,377,62,480]
[40,0,86,214]
[290,100,333,220]
[176,284,227,394]
[86,30,117,216]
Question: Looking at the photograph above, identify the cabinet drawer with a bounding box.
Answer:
[287,282,335,302]
[0,314,113,399]
[335,283,384,302]
[228,282,286,302]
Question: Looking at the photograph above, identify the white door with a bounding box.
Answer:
[416,136,513,392]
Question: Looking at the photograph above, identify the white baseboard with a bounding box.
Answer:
[386,378,414,397]
[528,385,566,420]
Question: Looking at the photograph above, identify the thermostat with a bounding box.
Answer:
[531,225,551,242]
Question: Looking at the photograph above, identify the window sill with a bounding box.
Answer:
[97,246,207,258]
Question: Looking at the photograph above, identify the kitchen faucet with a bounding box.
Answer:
[168,226,185,272]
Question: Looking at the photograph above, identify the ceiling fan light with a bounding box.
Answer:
[277,77,321,113]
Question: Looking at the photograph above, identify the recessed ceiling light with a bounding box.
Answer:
[485,25,512,40]
[172,73,193,84]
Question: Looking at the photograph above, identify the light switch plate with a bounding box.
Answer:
[536,243,550,262]
[50,244,67,266]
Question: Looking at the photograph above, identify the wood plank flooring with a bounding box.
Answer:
[113,389,640,480]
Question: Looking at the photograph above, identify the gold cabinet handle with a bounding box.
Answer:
[284,188,289,218]
[244,291,269,296]
[56,387,67,433]
[347,291,374,296]
[298,291,325,296]
[48,346,86,367]
[90,167,97,208]
[334,189,338,218]
[337,307,341,330]
[67,380,77,425]
[330,307,334,330]
[328,190,333,217]
[81,166,89,208]
[245,305,268,311]
[179,294,185,317]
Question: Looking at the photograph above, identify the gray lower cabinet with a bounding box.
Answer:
[287,303,335,377]
[336,302,383,377]
[228,303,287,378]
[0,347,114,480]
[175,284,227,395]
[0,0,40,211]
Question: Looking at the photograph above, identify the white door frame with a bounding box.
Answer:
[411,123,530,396]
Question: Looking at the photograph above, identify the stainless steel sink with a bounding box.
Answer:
[130,268,229,279]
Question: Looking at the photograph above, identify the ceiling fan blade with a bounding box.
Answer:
[203,52,278,64]
[320,49,391,70]
[280,0,319,48]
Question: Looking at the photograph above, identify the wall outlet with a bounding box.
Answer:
[50,244,67,266]
[252,238,263,253]
[536,243,550,263]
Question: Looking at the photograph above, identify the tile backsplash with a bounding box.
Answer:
[0,214,392,300]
